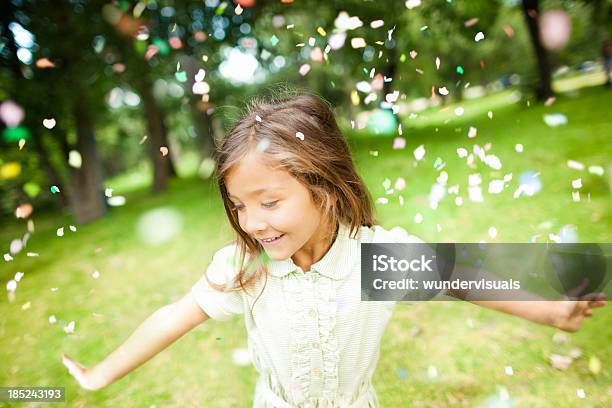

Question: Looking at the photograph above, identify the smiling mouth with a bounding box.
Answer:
[260,234,284,244]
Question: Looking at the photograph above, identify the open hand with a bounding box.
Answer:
[61,353,108,391]
[552,293,607,332]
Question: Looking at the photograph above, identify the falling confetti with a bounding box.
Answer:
[298,64,311,76]
[107,196,126,207]
[270,35,279,46]
[159,146,169,156]
[438,87,449,96]
[370,20,384,29]
[56,227,64,237]
[504,366,514,376]
[487,111,493,119]
[576,389,585,399]
[488,227,498,239]
[392,137,406,150]
[18,139,26,149]
[414,213,423,224]
[409,50,417,59]
[454,107,464,116]
[435,57,440,70]
[50,185,60,194]
[543,113,568,127]
[68,150,82,168]
[456,65,464,75]
[43,118,56,129]
[413,144,426,161]
[92,270,100,279]
[468,126,477,138]
[515,144,524,153]
[405,0,422,9]
[295,131,305,141]
[0,100,25,127]
[566,160,584,171]
[175,71,187,82]
[105,188,113,197]
[256,138,270,152]
[474,32,485,42]
[64,321,76,334]
[350,38,366,48]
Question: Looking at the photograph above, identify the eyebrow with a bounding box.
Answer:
[228,187,285,199]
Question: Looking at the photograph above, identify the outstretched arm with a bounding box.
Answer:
[62,291,209,390]
[464,295,607,332]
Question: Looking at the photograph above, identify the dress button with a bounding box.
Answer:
[308,308,317,317]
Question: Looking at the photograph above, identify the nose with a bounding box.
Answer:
[242,210,268,237]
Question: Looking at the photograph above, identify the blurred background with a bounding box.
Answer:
[0,0,610,406]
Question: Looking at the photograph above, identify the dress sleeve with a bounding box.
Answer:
[191,244,244,321]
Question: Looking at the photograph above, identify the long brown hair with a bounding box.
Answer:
[209,90,377,302]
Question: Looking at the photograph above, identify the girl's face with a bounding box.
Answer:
[225,151,332,263]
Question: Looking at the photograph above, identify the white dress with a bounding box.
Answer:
[191,223,424,407]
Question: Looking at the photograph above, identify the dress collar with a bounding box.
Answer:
[267,222,357,280]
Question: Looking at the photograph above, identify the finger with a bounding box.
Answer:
[584,310,593,317]
[588,300,607,308]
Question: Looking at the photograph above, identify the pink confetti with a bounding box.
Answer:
[298,64,311,76]
[160,146,169,156]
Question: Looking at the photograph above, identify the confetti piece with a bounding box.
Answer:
[427,365,438,378]
[488,227,498,239]
[454,107,464,116]
[0,100,25,127]
[385,91,399,103]
[69,225,77,232]
[49,315,57,324]
[256,138,270,152]
[395,177,406,190]
[57,227,64,237]
[468,126,477,138]
[409,50,417,59]
[514,143,524,153]
[192,81,210,95]
[6,280,17,292]
[435,57,440,70]
[504,366,514,376]
[15,203,32,219]
[567,160,584,171]
[68,150,82,168]
[18,139,26,149]
[455,197,463,206]
[550,353,572,370]
[488,180,504,194]
[50,185,60,194]
[351,37,366,48]
[231,347,251,366]
[576,389,585,399]
[414,213,423,224]
[474,32,485,42]
[588,165,604,176]
[456,65,464,75]
[107,196,126,207]
[22,301,31,310]
[413,145,426,161]
[376,197,389,205]
[139,135,148,144]
[270,35,279,46]
[588,355,601,375]
[370,20,384,29]
[105,188,113,197]
[92,270,100,279]
[571,178,582,189]
[487,111,493,119]
[4,254,13,262]
[43,118,56,129]
[503,25,515,38]
[464,18,479,27]
[64,321,75,334]
[298,64,311,76]
[405,0,421,9]
[438,87,449,96]
[457,148,468,158]
[36,58,55,68]
[295,131,304,141]
[175,71,187,82]
[543,113,567,127]
[159,146,169,156]
[393,137,406,150]
[255,115,262,122]
[572,191,580,202]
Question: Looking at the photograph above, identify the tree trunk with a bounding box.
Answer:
[137,78,177,193]
[521,0,554,100]
[68,97,107,223]
[31,130,69,209]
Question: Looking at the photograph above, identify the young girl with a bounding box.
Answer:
[62,92,607,407]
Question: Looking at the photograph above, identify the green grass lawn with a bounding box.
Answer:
[0,86,610,407]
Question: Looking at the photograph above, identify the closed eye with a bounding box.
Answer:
[262,200,279,208]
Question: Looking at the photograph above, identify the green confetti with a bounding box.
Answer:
[589,355,601,375]
[50,185,60,194]
[400,53,406,62]
[215,2,227,15]
[420,25,429,31]
[456,65,464,75]
[175,71,187,82]
[270,35,279,46]
[2,126,30,142]
[152,38,170,55]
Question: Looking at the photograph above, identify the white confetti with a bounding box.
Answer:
[255,115,262,122]
[488,227,498,239]
[68,150,82,168]
[438,87,449,96]
[515,143,523,152]
[414,213,423,224]
[6,280,17,292]
[488,180,505,194]
[298,64,311,76]
[504,366,514,376]
[350,38,366,48]
[435,57,440,70]
[572,191,580,202]
[474,31,485,42]
[588,165,604,176]
[14,272,24,282]
[543,113,568,127]
[69,225,77,232]
[43,118,56,129]
[413,144,426,161]
[107,195,126,207]
[4,253,13,261]
[457,147,468,158]
[105,188,113,197]
[56,227,64,237]
[64,320,76,334]
[454,107,464,116]
[576,389,585,399]
[571,178,582,189]
[49,315,57,324]
[231,347,251,366]
[468,126,477,138]
[92,270,100,279]
[487,111,493,119]
[256,138,270,152]
[295,131,305,141]
[567,160,584,171]
[370,20,384,29]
